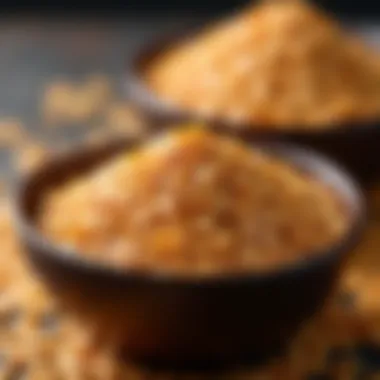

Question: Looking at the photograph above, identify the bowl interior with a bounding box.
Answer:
[13,135,366,284]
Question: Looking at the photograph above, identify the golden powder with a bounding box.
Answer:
[146,1,380,128]
[40,128,348,275]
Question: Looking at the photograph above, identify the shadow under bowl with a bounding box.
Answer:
[12,137,366,372]
[125,32,380,186]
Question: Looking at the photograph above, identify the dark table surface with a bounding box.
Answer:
[0,16,195,118]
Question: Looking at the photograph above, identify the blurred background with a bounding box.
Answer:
[0,0,379,17]
[0,0,378,174]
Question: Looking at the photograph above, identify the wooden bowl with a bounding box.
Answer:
[12,136,366,371]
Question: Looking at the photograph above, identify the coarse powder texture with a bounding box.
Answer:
[39,128,348,275]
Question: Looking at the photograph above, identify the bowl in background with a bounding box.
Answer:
[125,33,380,186]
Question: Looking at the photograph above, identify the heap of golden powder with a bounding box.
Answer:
[146,0,380,128]
[40,128,348,275]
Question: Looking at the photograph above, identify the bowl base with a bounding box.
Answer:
[118,344,287,373]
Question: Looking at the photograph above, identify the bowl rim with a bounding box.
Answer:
[11,135,367,287]
[125,24,380,137]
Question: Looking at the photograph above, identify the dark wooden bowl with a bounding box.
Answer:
[12,136,366,372]
[125,32,380,186]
